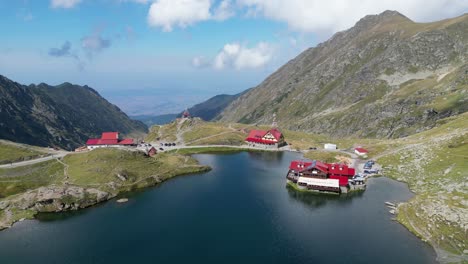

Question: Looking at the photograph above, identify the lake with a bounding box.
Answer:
[0,151,437,263]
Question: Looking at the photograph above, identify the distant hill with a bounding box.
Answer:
[186,89,250,121]
[131,113,178,126]
[133,89,250,126]
[0,75,147,150]
[219,11,468,138]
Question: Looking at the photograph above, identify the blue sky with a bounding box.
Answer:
[0,0,466,115]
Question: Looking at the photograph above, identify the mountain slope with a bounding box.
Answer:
[0,75,147,149]
[219,11,468,138]
[187,89,250,121]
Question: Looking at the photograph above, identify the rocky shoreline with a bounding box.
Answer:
[0,166,210,231]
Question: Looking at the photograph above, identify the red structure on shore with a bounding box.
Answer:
[287,160,362,193]
[245,128,285,147]
[86,132,134,149]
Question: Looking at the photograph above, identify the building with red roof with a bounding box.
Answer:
[182,109,190,118]
[286,159,360,193]
[86,132,135,149]
[354,147,369,156]
[245,128,285,147]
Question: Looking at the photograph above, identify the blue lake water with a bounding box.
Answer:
[0,151,437,263]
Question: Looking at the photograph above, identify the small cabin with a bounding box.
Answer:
[354,147,369,156]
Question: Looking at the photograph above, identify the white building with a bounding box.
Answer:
[324,143,337,150]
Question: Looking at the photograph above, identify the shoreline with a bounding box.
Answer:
[0,163,210,231]
[0,146,453,263]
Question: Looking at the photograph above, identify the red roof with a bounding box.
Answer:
[289,160,313,171]
[289,160,355,180]
[86,139,100,145]
[269,128,282,141]
[355,147,368,153]
[118,138,134,145]
[328,163,355,177]
[245,128,283,144]
[102,132,119,140]
[86,132,134,146]
[247,129,266,139]
[288,160,329,173]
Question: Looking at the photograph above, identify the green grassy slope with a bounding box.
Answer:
[0,141,49,165]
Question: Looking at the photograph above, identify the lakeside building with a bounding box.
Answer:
[286,160,365,194]
[86,132,135,150]
[245,128,286,148]
[354,147,369,156]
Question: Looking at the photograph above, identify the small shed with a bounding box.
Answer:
[146,147,157,157]
[354,147,369,156]
[324,143,337,150]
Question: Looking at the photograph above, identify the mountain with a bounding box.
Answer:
[187,89,250,121]
[218,11,468,138]
[133,89,250,126]
[0,75,147,150]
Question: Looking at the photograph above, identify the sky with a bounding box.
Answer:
[0,0,467,115]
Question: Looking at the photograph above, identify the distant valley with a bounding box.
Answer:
[132,89,249,126]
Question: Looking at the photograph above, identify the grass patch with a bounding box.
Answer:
[0,160,64,198]
[64,148,208,191]
[0,142,47,165]
[304,150,351,163]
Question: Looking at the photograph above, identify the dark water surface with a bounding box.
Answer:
[0,152,437,263]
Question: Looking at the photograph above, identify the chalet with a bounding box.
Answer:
[86,132,135,150]
[245,128,285,147]
[286,160,362,194]
[354,147,369,156]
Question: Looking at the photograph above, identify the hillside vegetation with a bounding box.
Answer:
[0,140,50,165]
[219,11,468,139]
[0,75,147,150]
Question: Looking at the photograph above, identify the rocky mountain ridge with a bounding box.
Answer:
[218,11,468,138]
[0,75,147,149]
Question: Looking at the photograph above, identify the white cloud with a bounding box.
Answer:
[50,0,81,9]
[147,0,234,31]
[212,42,273,70]
[147,0,211,31]
[237,0,468,33]
[212,0,235,21]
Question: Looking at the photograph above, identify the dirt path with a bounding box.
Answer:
[175,119,186,145]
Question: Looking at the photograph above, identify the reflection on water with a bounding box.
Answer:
[285,184,364,209]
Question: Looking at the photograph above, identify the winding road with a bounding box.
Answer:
[0,151,70,169]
